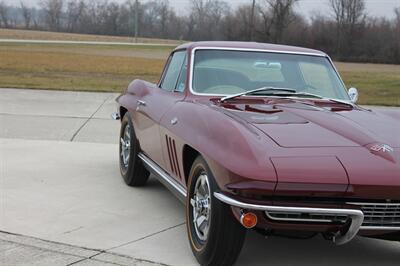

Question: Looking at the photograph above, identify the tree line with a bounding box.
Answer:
[0,0,400,64]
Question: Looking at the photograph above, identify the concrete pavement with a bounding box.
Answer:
[0,88,119,143]
[0,231,160,266]
[1,88,400,266]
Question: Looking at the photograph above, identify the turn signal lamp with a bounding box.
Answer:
[240,212,258,229]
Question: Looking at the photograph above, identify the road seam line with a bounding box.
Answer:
[70,94,114,142]
[0,230,102,255]
[0,238,92,260]
[66,250,121,266]
[106,222,185,252]
[0,39,176,47]
[0,231,161,265]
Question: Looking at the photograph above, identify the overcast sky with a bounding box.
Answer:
[5,0,400,18]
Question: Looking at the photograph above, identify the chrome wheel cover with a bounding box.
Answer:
[190,173,211,242]
[120,124,131,168]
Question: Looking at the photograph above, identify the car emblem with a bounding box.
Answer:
[370,144,394,153]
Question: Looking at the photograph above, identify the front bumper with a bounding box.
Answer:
[214,192,364,245]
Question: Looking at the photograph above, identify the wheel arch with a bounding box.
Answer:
[182,144,200,186]
[120,106,128,120]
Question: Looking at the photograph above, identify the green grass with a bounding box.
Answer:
[0,43,399,106]
[334,62,400,106]
[0,43,171,92]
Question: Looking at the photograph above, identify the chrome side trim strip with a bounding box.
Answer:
[361,226,400,230]
[214,192,364,245]
[138,153,187,203]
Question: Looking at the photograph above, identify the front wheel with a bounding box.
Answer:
[186,156,246,266]
[119,112,149,186]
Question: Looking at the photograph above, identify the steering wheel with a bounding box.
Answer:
[202,85,245,94]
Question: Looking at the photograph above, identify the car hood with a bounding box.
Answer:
[217,99,400,148]
[213,99,400,199]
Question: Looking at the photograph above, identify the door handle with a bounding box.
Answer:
[137,100,146,106]
[171,117,178,125]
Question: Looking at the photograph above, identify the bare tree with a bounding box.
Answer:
[20,1,32,28]
[1,0,399,64]
[0,1,10,28]
[66,0,85,32]
[393,7,400,62]
[188,0,229,40]
[257,0,299,43]
[329,0,366,56]
[40,0,64,31]
[101,2,120,35]
[249,0,256,40]
[155,0,170,38]
[224,4,254,41]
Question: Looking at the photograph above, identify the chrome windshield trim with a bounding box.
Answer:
[188,46,350,101]
[214,192,364,245]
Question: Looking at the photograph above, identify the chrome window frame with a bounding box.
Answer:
[188,47,350,101]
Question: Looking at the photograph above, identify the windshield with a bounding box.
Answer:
[192,49,350,100]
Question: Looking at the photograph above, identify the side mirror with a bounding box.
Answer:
[348,87,359,103]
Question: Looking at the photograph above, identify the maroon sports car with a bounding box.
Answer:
[113,42,400,265]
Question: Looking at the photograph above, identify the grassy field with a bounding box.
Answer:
[336,62,400,106]
[0,43,171,92]
[0,28,183,45]
[0,39,399,106]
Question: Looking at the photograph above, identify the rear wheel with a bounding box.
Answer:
[186,156,246,266]
[119,112,149,186]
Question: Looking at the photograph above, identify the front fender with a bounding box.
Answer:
[160,100,278,194]
[116,79,158,114]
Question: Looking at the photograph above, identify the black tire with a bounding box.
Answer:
[186,156,246,266]
[119,112,149,186]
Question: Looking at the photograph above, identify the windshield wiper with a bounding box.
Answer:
[281,91,324,99]
[278,91,355,108]
[220,87,297,102]
[220,89,354,108]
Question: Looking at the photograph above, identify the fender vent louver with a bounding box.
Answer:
[166,135,182,179]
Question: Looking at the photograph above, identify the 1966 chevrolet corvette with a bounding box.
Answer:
[113,42,400,265]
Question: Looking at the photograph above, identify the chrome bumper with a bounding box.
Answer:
[214,192,364,245]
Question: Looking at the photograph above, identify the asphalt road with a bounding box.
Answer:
[1,88,400,266]
[0,39,176,46]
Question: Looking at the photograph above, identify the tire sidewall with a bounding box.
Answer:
[119,112,137,184]
[186,156,226,265]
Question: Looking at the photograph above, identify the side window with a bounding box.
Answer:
[175,56,187,92]
[160,51,186,92]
